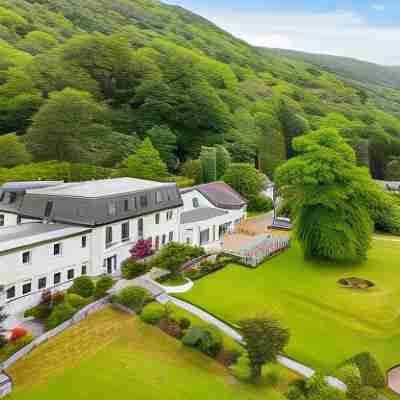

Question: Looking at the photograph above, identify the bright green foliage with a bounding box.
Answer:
[354,138,370,168]
[25,88,105,162]
[336,364,362,399]
[94,276,114,299]
[200,146,217,183]
[248,195,274,213]
[66,294,90,310]
[46,303,75,330]
[303,371,346,400]
[240,316,290,381]
[117,137,169,180]
[0,133,31,167]
[147,125,177,171]
[116,287,150,313]
[275,128,375,262]
[68,276,95,298]
[182,325,223,358]
[140,302,167,325]
[121,258,149,279]
[346,352,385,389]
[181,159,203,184]
[223,163,265,201]
[151,242,205,278]
[215,145,231,179]
[17,31,58,55]
[385,159,400,180]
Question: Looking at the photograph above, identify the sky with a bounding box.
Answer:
[163,0,400,66]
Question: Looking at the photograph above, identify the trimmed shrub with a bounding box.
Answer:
[358,386,378,400]
[230,353,252,381]
[285,386,307,400]
[264,364,282,386]
[94,276,114,299]
[178,317,191,330]
[68,276,95,298]
[117,287,150,313]
[0,335,34,361]
[248,195,274,213]
[66,293,89,310]
[336,364,362,400]
[347,352,385,388]
[9,327,28,341]
[121,259,148,279]
[140,303,166,325]
[182,325,222,358]
[24,303,52,320]
[46,303,75,330]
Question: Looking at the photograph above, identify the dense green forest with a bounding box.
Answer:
[1,0,400,182]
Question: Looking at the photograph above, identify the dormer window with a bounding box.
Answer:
[155,191,163,203]
[44,201,53,218]
[140,195,148,208]
[107,201,116,216]
[192,197,199,208]
[8,192,16,204]
[124,199,129,212]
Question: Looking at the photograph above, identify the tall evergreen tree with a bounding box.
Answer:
[215,145,231,179]
[200,146,217,183]
[146,125,177,172]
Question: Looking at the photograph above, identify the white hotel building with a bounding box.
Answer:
[0,178,246,319]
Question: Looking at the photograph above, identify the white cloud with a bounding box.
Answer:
[372,4,386,11]
[181,7,400,65]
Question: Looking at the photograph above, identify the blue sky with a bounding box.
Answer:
[164,0,400,65]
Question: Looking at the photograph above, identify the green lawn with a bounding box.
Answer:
[7,307,289,400]
[180,238,400,375]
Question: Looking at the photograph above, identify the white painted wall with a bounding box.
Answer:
[0,232,91,316]
[0,212,38,228]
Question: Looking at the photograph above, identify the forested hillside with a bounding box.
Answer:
[1,0,400,181]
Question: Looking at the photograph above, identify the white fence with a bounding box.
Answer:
[0,297,109,372]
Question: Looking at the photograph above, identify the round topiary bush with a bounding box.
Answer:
[338,277,375,290]
[68,276,95,298]
[121,258,149,279]
[46,302,75,330]
[94,276,114,299]
[140,303,166,325]
[117,286,150,313]
[66,293,89,310]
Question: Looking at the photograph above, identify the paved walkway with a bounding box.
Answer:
[156,293,347,392]
[388,367,400,394]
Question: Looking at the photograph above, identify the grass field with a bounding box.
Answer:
[7,307,291,400]
[180,238,400,375]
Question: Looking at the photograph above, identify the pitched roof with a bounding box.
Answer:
[180,207,228,224]
[182,182,247,210]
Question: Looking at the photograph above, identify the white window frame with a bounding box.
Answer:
[53,242,62,256]
[22,250,31,265]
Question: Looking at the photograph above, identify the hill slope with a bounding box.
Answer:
[264,48,400,90]
[0,0,400,180]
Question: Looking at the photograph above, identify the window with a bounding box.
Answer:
[0,215,4,226]
[169,231,174,242]
[17,215,21,225]
[81,236,87,248]
[105,226,113,247]
[22,282,31,295]
[38,277,47,290]
[140,195,148,208]
[8,192,16,204]
[155,213,160,224]
[124,199,129,212]
[200,229,210,245]
[192,197,199,208]
[107,201,117,216]
[162,234,166,245]
[53,243,62,256]
[6,286,15,299]
[138,218,144,240]
[22,251,31,264]
[0,192,4,202]
[155,236,160,251]
[121,222,130,241]
[166,210,173,221]
[133,197,137,209]
[44,201,53,218]
[81,264,87,275]
[155,191,163,203]
[67,269,74,280]
[54,272,61,285]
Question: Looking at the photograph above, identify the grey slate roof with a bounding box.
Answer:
[0,223,90,252]
[181,182,247,210]
[180,207,228,224]
[1,181,63,192]
[21,178,183,226]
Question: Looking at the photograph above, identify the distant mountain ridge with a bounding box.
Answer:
[263,48,400,90]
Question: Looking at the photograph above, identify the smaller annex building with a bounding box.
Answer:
[0,178,246,320]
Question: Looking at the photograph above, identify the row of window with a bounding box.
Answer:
[199,222,234,245]
[106,190,176,217]
[0,192,17,204]
[0,214,22,227]
[21,235,87,265]
[155,210,174,225]
[6,264,88,300]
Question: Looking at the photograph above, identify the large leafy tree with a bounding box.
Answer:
[240,316,290,381]
[223,163,265,201]
[146,125,177,172]
[25,88,105,162]
[117,137,169,181]
[0,133,31,167]
[275,128,376,262]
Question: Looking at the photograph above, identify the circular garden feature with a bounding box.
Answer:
[338,277,375,290]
